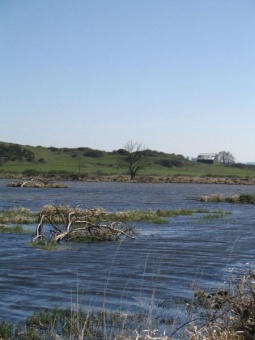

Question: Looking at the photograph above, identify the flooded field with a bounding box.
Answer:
[1,179,255,331]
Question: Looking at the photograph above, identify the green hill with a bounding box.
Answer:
[0,141,255,180]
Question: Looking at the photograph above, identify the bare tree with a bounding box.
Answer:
[33,204,136,243]
[120,141,145,180]
[217,151,235,165]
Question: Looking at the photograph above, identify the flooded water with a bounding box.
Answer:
[1,179,255,331]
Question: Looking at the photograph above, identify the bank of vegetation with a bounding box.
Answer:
[1,141,255,184]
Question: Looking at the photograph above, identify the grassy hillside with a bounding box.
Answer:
[0,141,255,179]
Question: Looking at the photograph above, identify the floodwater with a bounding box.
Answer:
[1,179,255,332]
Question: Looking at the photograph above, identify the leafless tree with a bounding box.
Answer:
[120,141,145,180]
[33,204,136,242]
[217,151,235,165]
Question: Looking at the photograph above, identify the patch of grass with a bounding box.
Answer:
[202,211,231,219]
[106,210,168,224]
[106,209,213,224]
[0,224,32,234]
[105,209,202,224]
[0,308,158,339]
[156,208,209,217]
[200,193,255,204]
[29,240,60,250]
[0,206,227,228]
[0,207,37,224]
[0,320,13,340]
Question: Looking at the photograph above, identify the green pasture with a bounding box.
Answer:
[1,142,255,178]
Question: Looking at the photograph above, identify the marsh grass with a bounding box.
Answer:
[29,240,66,250]
[106,210,168,224]
[202,211,231,220]
[0,207,37,224]
[0,224,32,234]
[0,206,228,226]
[200,193,255,204]
[106,209,212,224]
[0,308,164,339]
[0,320,13,339]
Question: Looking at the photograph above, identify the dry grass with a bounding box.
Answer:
[185,273,255,339]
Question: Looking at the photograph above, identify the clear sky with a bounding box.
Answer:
[1,0,254,162]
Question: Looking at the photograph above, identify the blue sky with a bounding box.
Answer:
[1,1,254,162]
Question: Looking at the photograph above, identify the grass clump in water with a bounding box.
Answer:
[106,209,212,224]
[200,193,255,204]
[0,224,32,234]
[29,240,61,250]
[106,210,168,224]
[0,207,37,224]
[202,211,231,219]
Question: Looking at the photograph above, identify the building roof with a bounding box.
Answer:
[197,153,217,160]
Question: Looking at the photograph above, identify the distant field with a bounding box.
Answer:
[1,142,255,179]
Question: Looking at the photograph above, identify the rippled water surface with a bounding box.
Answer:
[1,180,255,327]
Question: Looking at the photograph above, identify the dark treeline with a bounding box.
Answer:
[0,144,35,162]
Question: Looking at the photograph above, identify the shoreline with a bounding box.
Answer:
[1,173,255,185]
